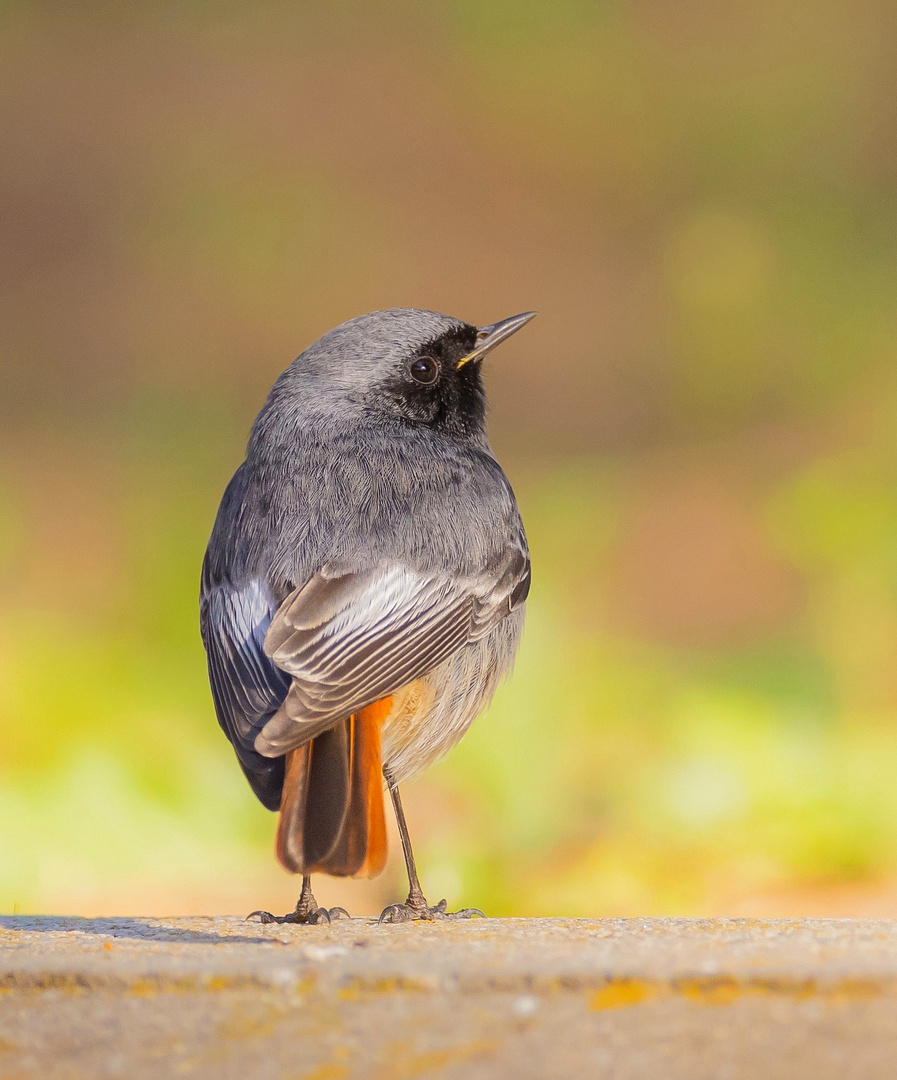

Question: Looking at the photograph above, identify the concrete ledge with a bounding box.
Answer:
[2,916,896,1078]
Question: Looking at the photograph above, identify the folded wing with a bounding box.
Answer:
[255,550,530,758]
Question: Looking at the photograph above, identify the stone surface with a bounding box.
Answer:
[2,915,897,1078]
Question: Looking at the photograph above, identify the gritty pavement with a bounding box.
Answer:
[1,915,897,1078]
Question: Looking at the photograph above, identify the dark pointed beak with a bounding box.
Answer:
[457,311,537,368]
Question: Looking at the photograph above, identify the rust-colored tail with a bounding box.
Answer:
[275,698,390,878]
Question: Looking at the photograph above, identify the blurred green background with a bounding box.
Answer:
[3,0,897,918]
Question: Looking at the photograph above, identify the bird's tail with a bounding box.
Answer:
[275,698,390,878]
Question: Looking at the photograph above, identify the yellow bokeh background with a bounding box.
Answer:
[3,0,897,917]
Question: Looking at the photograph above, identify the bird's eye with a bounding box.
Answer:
[409,356,439,385]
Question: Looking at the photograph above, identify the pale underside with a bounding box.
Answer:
[379,610,523,784]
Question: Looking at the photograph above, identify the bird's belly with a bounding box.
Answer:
[380,610,523,784]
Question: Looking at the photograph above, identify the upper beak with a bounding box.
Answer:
[457,311,538,368]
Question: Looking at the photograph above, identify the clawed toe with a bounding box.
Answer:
[246,909,285,924]
[378,904,413,924]
[449,907,485,919]
[310,906,351,925]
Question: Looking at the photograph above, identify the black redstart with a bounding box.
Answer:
[200,308,535,923]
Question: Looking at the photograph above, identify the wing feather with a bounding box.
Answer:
[200,577,291,808]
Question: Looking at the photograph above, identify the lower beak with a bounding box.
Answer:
[457,311,537,368]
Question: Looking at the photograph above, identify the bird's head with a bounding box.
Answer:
[264,308,536,445]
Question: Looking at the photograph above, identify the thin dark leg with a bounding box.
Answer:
[379,776,484,924]
[247,874,350,925]
[389,783,428,910]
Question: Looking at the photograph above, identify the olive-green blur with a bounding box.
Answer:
[3,0,897,918]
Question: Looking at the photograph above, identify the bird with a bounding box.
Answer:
[199,307,535,924]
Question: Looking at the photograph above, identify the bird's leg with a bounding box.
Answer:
[247,875,350,925]
[389,781,429,915]
[378,777,484,924]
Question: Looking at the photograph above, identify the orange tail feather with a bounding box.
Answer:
[275,698,390,878]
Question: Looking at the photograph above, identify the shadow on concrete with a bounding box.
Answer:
[0,915,278,945]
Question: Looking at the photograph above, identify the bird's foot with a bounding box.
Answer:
[378,894,484,925]
[247,905,350,926]
[247,876,350,926]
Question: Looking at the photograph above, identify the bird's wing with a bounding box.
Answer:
[201,577,292,808]
[255,550,530,757]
